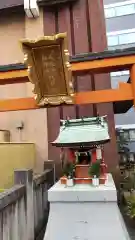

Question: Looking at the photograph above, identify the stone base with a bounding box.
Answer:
[44,174,130,240]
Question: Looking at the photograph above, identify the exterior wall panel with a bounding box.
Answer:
[106,14,135,32]
[0,9,48,173]
[0,10,25,65]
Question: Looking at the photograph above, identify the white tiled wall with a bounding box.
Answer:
[107,28,135,46]
[104,0,135,18]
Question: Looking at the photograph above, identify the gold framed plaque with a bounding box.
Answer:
[20,33,74,106]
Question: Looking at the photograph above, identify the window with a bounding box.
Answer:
[123,131,130,141]
[116,129,129,142]
[123,154,127,163]
[129,153,135,162]
[104,1,135,19]
[107,35,118,46]
[105,8,115,18]
[129,130,135,140]
[107,29,135,46]
[116,134,120,141]
[119,32,135,45]
[115,4,135,17]
[117,130,129,141]
[110,70,129,77]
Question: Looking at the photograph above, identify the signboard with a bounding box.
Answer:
[20,33,74,106]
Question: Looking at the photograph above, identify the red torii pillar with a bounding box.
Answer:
[43,0,118,176]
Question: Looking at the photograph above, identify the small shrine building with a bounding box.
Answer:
[53,116,109,184]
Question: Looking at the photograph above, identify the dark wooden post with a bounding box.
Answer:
[14,169,34,240]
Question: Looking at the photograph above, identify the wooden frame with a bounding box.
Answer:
[0,49,135,112]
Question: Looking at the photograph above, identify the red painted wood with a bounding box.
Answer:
[87,0,118,168]
[43,10,60,172]
[72,0,93,117]
[58,6,76,119]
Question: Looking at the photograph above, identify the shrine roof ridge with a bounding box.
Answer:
[60,116,107,126]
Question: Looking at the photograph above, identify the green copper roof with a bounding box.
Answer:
[52,116,110,147]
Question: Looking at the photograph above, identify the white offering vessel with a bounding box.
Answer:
[92,175,99,186]
[67,176,74,187]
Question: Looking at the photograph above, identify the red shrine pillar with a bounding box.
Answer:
[91,150,96,163]
[68,149,76,163]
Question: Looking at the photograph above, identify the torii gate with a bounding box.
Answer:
[0,33,134,113]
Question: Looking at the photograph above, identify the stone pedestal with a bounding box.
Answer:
[44,174,130,240]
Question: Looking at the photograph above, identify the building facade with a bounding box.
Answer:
[104,0,135,159]
[104,0,135,125]
[116,124,135,162]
